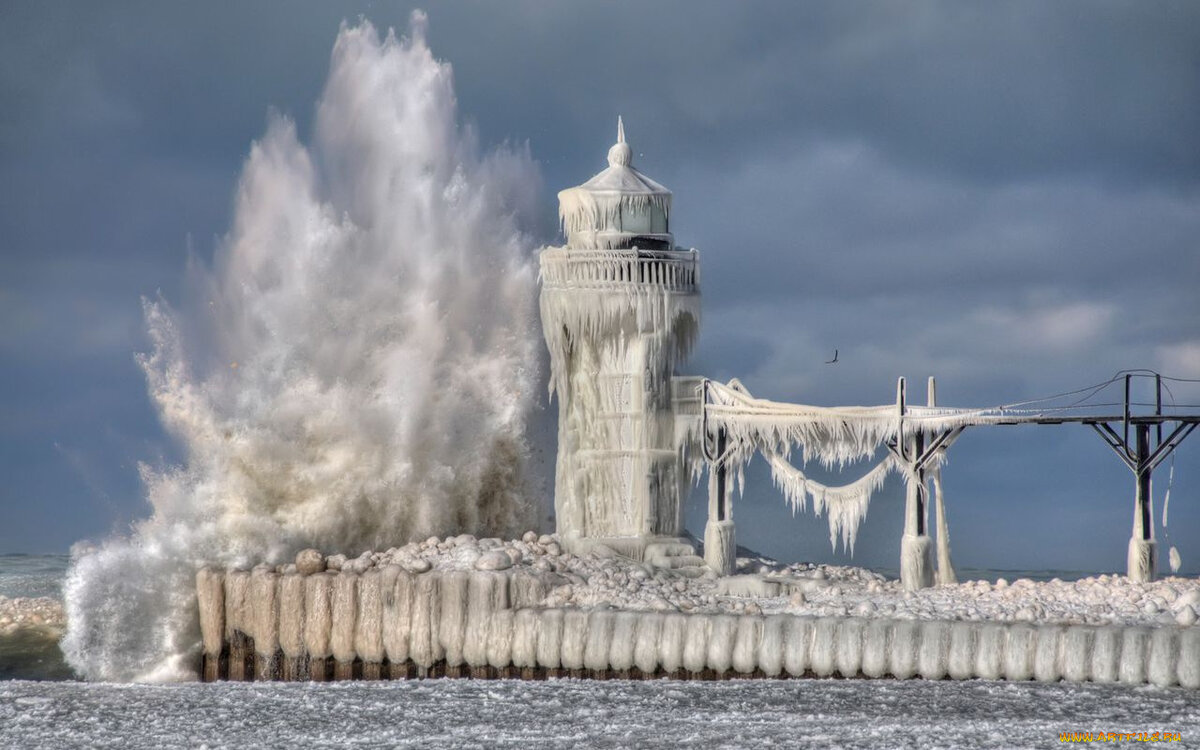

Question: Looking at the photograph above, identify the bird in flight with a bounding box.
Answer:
[825,349,839,364]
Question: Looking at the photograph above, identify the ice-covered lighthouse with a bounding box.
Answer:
[539,119,701,560]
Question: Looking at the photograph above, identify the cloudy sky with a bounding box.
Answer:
[2,1,1197,573]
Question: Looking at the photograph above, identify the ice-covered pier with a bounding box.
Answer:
[191,123,1199,689]
[698,373,1200,587]
[195,563,1199,687]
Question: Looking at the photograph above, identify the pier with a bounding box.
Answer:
[699,372,1199,587]
[196,565,1200,687]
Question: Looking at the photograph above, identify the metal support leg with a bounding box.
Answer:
[1128,424,1156,582]
[704,429,735,576]
[901,433,933,591]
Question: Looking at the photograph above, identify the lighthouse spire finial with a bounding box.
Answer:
[608,116,632,168]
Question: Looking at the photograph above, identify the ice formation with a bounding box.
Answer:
[703,379,981,470]
[702,378,961,556]
[765,451,894,555]
[63,16,543,682]
[0,596,65,636]
[556,118,673,252]
[196,534,1200,687]
[539,122,700,549]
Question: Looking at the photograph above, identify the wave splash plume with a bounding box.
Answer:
[63,15,543,681]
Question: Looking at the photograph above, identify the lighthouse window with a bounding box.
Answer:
[620,204,653,233]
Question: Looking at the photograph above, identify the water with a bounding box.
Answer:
[0,555,71,681]
[0,555,68,600]
[0,631,73,683]
[62,16,544,682]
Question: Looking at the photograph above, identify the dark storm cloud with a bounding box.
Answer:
[674,141,1200,335]
[436,1,1200,188]
[0,1,1196,565]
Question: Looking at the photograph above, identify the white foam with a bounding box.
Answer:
[62,15,543,682]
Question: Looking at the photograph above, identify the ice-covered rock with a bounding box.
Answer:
[325,554,347,572]
[295,549,324,576]
[716,576,782,598]
[344,552,374,574]
[1173,589,1200,612]
[475,551,514,571]
[402,558,432,574]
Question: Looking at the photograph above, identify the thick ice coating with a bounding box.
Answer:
[198,533,1200,688]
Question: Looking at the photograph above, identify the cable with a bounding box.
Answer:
[996,375,1123,411]
[996,370,1198,415]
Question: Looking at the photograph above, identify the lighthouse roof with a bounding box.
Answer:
[557,118,672,244]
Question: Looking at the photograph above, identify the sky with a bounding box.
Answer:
[1,1,1197,574]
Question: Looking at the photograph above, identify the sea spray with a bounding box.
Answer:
[63,15,544,681]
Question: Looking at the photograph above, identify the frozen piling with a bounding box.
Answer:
[195,567,224,682]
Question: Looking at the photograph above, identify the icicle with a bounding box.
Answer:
[1161,457,1181,573]
[539,251,700,400]
[698,377,983,561]
[705,379,1031,471]
[764,451,893,555]
[932,469,957,584]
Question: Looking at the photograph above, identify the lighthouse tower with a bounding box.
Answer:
[539,120,701,558]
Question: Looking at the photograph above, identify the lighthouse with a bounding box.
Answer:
[539,120,701,559]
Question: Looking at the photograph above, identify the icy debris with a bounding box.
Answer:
[0,596,65,635]
[402,559,432,574]
[716,576,782,598]
[294,549,323,575]
[270,534,1198,628]
[1174,589,1200,612]
[474,551,514,571]
[325,554,347,572]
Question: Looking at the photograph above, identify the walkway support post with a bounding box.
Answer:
[1087,374,1200,582]
[1127,423,1157,582]
[897,377,933,591]
[704,427,735,576]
